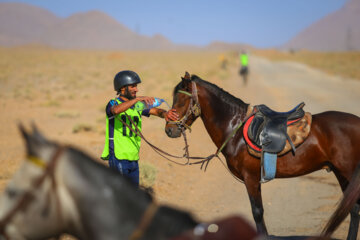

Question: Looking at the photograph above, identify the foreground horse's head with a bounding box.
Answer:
[0,125,199,240]
[0,124,67,239]
[165,72,202,138]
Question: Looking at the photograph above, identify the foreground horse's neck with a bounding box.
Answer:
[196,81,249,149]
[56,149,150,239]
[60,148,196,239]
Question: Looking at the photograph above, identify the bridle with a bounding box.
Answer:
[129,201,159,240]
[0,146,65,239]
[167,81,201,132]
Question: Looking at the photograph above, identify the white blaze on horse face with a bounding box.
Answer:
[0,161,47,238]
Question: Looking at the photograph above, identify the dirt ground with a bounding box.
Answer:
[1,52,360,239]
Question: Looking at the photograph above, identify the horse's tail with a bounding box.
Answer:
[321,162,360,238]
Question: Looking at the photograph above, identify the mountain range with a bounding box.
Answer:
[0,2,251,51]
[284,0,360,51]
[0,1,359,51]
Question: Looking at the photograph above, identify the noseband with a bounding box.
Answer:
[0,146,65,238]
[168,81,201,132]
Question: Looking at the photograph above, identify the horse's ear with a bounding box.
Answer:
[18,122,30,143]
[19,123,48,157]
[31,122,47,144]
[184,71,191,80]
[18,123,34,156]
[181,71,191,89]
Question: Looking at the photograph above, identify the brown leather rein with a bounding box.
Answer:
[0,146,66,239]
[116,81,246,181]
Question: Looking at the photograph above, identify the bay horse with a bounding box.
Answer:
[165,72,360,240]
[0,125,197,240]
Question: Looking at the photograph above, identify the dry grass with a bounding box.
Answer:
[0,46,231,102]
[72,123,95,133]
[253,49,360,80]
[139,161,158,188]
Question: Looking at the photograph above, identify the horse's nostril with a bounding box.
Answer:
[165,128,172,136]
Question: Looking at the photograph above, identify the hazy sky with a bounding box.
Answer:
[1,0,348,47]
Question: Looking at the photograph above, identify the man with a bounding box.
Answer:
[239,50,249,85]
[101,70,178,187]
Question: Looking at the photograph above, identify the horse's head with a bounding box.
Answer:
[165,72,201,138]
[0,124,67,239]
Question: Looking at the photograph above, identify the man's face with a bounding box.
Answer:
[120,83,138,100]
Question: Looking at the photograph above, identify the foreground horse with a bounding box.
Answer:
[0,125,197,240]
[165,73,360,240]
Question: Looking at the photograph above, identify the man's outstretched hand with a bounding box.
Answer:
[165,109,179,122]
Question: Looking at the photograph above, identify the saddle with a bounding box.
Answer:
[243,102,312,182]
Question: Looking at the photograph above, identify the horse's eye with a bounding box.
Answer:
[6,188,19,199]
[177,102,185,108]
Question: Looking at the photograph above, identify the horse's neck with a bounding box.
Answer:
[58,151,152,238]
[198,85,248,148]
[57,151,196,239]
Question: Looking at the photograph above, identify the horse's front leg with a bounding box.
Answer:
[244,175,268,235]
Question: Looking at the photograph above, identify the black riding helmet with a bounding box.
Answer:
[113,70,142,92]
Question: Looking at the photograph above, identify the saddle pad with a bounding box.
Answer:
[245,112,312,158]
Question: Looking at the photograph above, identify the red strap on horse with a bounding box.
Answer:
[243,116,302,152]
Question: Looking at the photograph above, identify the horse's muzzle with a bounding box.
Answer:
[165,125,182,138]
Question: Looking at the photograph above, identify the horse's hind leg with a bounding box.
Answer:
[334,170,360,240]
[347,203,360,240]
[245,177,268,235]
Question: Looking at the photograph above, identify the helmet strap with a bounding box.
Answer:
[119,86,135,100]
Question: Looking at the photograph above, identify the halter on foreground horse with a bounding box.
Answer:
[165,72,360,240]
[0,125,197,240]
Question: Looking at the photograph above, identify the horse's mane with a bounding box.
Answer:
[174,74,248,109]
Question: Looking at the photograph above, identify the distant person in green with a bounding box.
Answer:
[239,50,249,85]
[101,70,179,187]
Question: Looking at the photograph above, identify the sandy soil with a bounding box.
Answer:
[1,54,360,239]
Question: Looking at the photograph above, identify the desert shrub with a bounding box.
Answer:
[139,161,158,188]
[54,110,80,118]
[41,100,60,107]
[72,123,95,133]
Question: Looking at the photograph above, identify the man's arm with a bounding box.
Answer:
[111,96,154,115]
[149,108,179,121]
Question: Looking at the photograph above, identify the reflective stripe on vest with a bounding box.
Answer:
[101,98,143,161]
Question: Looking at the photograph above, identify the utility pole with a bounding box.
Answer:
[346,26,353,51]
